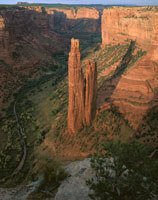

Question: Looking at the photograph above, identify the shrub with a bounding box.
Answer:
[32,155,67,189]
[87,141,158,200]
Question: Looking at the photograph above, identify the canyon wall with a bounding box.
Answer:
[24,6,101,33]
[0,7,66,115]
[102,7,158,60]
[0,6,100,117]
[101,7,158,129]
[68,38,97,134]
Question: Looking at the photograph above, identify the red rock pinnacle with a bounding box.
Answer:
[85,60,97,126]
[68,38,97,134]
[68,38,85,134]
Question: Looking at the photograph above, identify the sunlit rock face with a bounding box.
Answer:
[101,7,158,129]
[68,38,85,134]
[102,7,158,58]
[68,39,97,134]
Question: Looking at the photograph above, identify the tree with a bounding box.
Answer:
[87,141,158,200]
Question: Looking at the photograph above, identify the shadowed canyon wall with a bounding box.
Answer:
[68,38,97,134]
[101,7,158,129]
[0,6,100,117]
[24,6,101,33]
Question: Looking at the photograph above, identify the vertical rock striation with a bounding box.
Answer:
[68,39,97,134]
[85,60,97,126]
[68,38,85,134]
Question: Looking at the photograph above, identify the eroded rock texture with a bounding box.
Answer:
[85,60,97,126]
[102,7,158,56]
[68,38,85,134]
[68,39,97,134]
[25,6,101,33]
[101,7,158,129]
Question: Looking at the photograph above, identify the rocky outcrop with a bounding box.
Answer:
[55,159,93,200]
[85,60,97,126]
[68,39,97,134]
[68,38,85,134]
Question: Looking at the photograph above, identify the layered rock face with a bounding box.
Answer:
[25,6,101,33]
[101,7,158,129]
[102,7,158,55]
[68,39,97,134]
[50,7,100,33]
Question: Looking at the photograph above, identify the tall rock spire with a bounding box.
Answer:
[68,38,97,134]
[68,38,85,134]
[85,60,97,126]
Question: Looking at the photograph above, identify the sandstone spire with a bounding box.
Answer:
[68,38,85,134]
[85,60,97,126]
[68,38,97,134]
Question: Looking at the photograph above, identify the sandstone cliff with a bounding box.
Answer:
[25,6,100,19]
[68,39,97,134]
[101,7,158,129]
[102,7,158,60]
[24,6,101,33]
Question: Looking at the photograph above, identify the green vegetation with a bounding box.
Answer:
[137,106,158,146]
[87,141,158,200]
[0,50,68,184]
[0,39,150,188]
[0,119,21,178]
